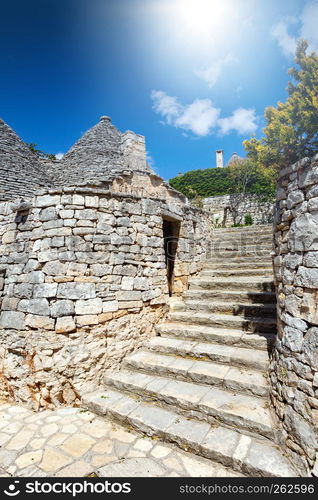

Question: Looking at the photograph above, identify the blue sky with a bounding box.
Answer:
[1,0,317,179]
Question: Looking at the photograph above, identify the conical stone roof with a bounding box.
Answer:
[227,152,245,166]
[57,116,126,186]
[0,118,51,201]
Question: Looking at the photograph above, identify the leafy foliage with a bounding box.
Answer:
[244,39,318,169]
[169,162,275,200]
[28,143,56,161]
[244,213,253,225]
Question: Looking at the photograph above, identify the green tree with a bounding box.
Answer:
[28,143,56,160]
[244,39,318,169]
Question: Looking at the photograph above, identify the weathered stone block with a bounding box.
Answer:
[59,209,74,219]
[36,195,60,208]
[118,300,143,309]
[299,165,318,189]
[90,264,112,277]
[39,207,57,221]
[28,271,45,284]
[284,406,317,457]
[121,277,134,290]
[25,314,55,330]
[289,213,318,251]
[51,300,75,317]
[142,289,161,302]
[42,261,67,276]
[1,296,20,310]
[303,328,318,370]
[303,251,318,268]
[102,300,119,313]
[51,236,65,247]
[85,196,99,208]
[57,282,95,299]
[76,314,99,326]
[113,265,137,277]
[14,283,34,299]
[282,326,303,352]
[19,298,50,316]
[74,209,97,220]
[287,190,305,209]
[134,277,149,290]
[34,286,57,301]
[55,316,76,333]
[37,250,59,263]
[2,230,16,244]
[75,298,103,315]
[0,311,25,330]
[282,313,307,332]
[73,194,85,205]
[117,290,142,301]
[294,266,318,288]
[45,227,72,238]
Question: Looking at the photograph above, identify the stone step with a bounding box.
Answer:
[190,277,275,292]
[184,289,276,304]
[207,249,273,258]
[200,269,273,278]
[156,322,276,351]
[213,225,273,235]
[212,236,272,245]
[169,311,276,334]
[124,349,269,398]
[204,261,272,270]
[184,300,277,318]
[145,336,270,371]
[104,369,275,440]
[207,256,273,265]
[82,389,296,477]
[212,242,273,249]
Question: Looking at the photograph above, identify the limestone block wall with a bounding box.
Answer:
[270,155,318,476]
[0,187,210,410]
[203,193,274,226]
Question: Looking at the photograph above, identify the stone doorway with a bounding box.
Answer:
[162,218,180,296]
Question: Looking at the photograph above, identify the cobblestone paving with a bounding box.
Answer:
[0,403,242,477]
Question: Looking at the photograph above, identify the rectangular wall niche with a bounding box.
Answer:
[162,218,180,296]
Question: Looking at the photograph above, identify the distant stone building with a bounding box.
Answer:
[0,116,211,409]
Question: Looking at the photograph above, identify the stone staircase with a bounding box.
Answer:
[83,225,298,477]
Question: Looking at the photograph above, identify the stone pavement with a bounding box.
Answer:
[0,403,242,477]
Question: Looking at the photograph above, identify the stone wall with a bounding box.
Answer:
[0,186,211,410]
[203,193,274,226]
[270,155,318,476]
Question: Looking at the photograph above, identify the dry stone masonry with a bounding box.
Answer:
[203,193,274,227]
[83,225,297,477]
[271,154,318,476]
[0,116,211,410]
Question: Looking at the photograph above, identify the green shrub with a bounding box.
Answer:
[244,213,253,226]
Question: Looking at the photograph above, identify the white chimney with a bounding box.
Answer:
[216,149,224,168]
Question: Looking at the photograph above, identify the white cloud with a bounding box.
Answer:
[196,54,234,88]
[300,1,318,51]
[150,90,181,124]
[272,1,318,58]
[218,108,258,135]
[55,152,64,160]
[196,61,224,88]
[151,90,258,137]
[175,99,220,136]
[151,90,220,136]
[271,19,297,58]
[146,151,155,169]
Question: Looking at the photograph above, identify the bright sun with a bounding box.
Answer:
[174,0,233,39]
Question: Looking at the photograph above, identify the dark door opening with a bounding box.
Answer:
[163,218,180,296]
